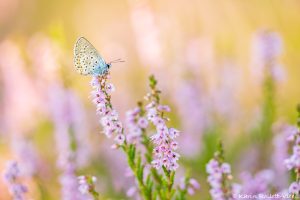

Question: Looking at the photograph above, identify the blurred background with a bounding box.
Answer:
[0,0,300,199]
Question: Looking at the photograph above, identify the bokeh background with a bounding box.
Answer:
[0,0,300,199]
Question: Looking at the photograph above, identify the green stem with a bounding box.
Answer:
[91,190,100,200]
[98,76,153,199]
[34,176,49,200]
[124,145,152,200]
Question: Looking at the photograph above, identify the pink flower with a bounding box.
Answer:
[77,175,97,196]
[137,117,148,129]
[147,108,157,121]
[114,134,126,145]
[157,105,171,112]
[126,186,137,197]
[289,182,300,194]
[221,163,231,174]
[153,117,165,127]
[169,128,180,139]
[285,127,300,171]
[105,83,115,93]
[151,159,162,170]
[168,161,179,171]
[189,178,200,190]
[206,159,219,174]
[179,177,200,196]
[170,141,179,150]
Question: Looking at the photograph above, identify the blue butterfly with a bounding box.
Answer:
[74,37,123,76]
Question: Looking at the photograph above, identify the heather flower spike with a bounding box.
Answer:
[3,161,28,200]
[206,141,241,200]
[90,75,125,146]
[285,105,300,199]
[86,72,199,199]
[146,75,180,172]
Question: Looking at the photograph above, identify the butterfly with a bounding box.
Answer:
[74,37,123,76]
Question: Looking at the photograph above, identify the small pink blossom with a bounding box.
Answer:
[137,117,148,129]
[206,159,219,174]
[289,182,300,194]
[147,108,157,120]
[157,105,171,112]
[152,117,165,127]
[77,175,97,195]
[179,177,200,196]
[189,179,200,190]
[105,83,115,93]
[151,159,162,170]
[115,134,126,145]
[169,128,180,139]
[285,128,300,171]
[126,186,137,197]
[221,163,231,174]
[170,141,178,150]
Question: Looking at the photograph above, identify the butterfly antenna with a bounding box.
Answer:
[110,58,125,64]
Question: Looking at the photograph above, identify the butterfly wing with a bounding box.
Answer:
[74,37,108,75]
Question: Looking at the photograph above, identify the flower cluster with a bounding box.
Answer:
[88,74,198,199]
[78,175,99,199]
[174,80,208,157]
[60,165,85,200]
[49,85,90,200]
[91,75,125,146]
[179,177,201,195]
[253,30,282,64]
[126,106,148,144]
[284,125,300,195]
[239,170,274,195]
[272,124,297,189]
[206,143,241,200]
[147,104,180,171]
[252,30,285,83]
[146,76,180,171]
[284,126,300,170]
[3,161,28,200]
[289,182,300,195]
